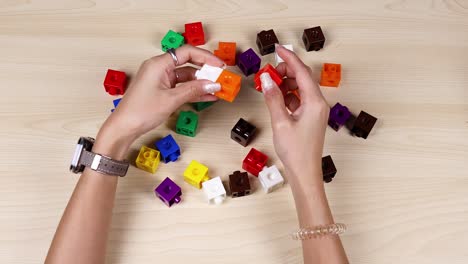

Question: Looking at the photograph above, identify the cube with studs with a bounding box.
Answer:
[228,171,251,198]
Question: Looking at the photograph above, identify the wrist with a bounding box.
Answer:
[92,126,136,161]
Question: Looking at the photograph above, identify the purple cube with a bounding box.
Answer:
[155,177,182,207]
[328,103,351,131]
[237,48,261,76]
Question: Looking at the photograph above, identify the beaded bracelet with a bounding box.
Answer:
[291,223,347,240]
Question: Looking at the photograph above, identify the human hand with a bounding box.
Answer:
[261,44,329,184]
[94,45,225,159]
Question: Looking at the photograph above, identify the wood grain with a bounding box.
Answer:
[0,0,467,263]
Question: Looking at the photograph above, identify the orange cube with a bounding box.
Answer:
[215,70,241,102]
[320,63,341,87]
[214,42,236,66]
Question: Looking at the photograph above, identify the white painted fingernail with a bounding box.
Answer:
[260,72,274,92]
[203,82,221,93]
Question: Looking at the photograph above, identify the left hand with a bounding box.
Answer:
[94,45,225,158]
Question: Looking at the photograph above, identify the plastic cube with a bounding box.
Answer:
[275,44,293,65]
[258,165,284,193]
[214,42,236,66]
[154,134,180,163]
[195,64,223,82]
[214,70,241,102]
[155,177,182,207]
[135,146,160,174]
[242,148,268,177]
[320,63,341,87]
[183,160,209,189]
[254,64,283,92]
[202,176,226,205]
[183,22,205,46]
[176,111,198,137]
[103,69,127,96]
[237,48,261,76]
[228,171,251,198]
[161,30,184,52]
[328,103,352,131]
[192,101,215,111]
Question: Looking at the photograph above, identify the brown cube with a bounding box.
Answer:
[302,26,325,51]
[256,29,279,55]
[322,155,337,183]
[228,171,251,197]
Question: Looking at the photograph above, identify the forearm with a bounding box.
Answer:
[45,127,134,264]
[286,163,348,264]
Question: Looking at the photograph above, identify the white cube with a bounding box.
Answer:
[195,64,223,82]
[258,165,284,193]
[202,176,227,205]
[275,44,293,66]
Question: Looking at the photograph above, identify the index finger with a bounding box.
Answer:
[275,45,323,102]
[164,45,225,68]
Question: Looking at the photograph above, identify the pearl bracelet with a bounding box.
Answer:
[291,223,347,240]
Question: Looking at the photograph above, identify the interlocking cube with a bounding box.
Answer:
[256,29,279,55]
[349,111,377,139]
[228,171,251,198]
[103,69,127,96]
[155,177,182,207]
[214,42,236,66]
[242,148,268,177]
[322,155,337,183]
[202,176,226,205]
[183,22,205,46]
[231,118,257,147]
[302,26,325,51]
[154,134,180,163]
[258,165,284,193]
[275,44,293,65]
[183,160,209,189]
[237,48,261,76]
[254,64,283,92]
[214,70,241,102]
[320,63,341,87]
[161,30,184,52]
[111,98,122,112]
[135,146,160,174]
[328,103,352,131]
[192,101,215,111]
[195,64,241,102]
[176,111,198,137]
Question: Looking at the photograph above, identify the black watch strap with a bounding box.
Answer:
[79,150,129,177]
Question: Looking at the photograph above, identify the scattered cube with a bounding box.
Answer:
[202,176,226,205]
[111,98,122,112]
[192,101,215,111]
[237,48,261,76]
[183,22,205,46]
[214,70,242,102]
[242,148,268,177]
[328,103,352,131]
[135,146,160,174]
[254,64,283,92]
[231,118,257,147]
[161,30,184,52]
[103,69,127,96]
[183,160,209,189]
[176,111,198,137]
[228,171,251,198]
[154,134,181,163]
[214,42,236,66]
[195,64,223,82]
[256,29,279,55]
[258,165,284,193]
[302,26,325,51]
[349,111,378,139]
[155,177,182,207]
[275,44,293,66]
[322,155,337,183]
[320,63,341,87]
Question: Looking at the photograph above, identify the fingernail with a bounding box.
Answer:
[275,43,281,49]
[203,82,221,93]
[221,63,227,69]
[260,72,274,92]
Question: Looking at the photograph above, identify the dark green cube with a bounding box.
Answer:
[161,30,184,52]
[192,101,215,111]
[176,111,199,137]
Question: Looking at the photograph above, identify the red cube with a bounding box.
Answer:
[183,22,205,46]
[242,148,268,177]
[254,64,283,92]
[103,69,127,96]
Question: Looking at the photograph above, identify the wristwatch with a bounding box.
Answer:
[70,137,129,177]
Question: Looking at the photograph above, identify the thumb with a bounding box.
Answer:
[173,80,221,104]
[261,73,290,125]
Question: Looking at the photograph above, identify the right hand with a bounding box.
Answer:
[261,44,329,185]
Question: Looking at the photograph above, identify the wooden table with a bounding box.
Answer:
[1,1,467,263]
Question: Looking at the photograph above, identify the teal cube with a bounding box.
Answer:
[176,111,199,137]
[161,30,185,52]
[192,101,215,111]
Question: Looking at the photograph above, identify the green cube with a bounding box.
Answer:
[176,111,199,137]
[192,101,215,111]
[161,30,185,52]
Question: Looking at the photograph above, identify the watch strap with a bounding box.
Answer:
[79,150,129,177]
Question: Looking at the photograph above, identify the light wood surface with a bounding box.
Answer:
[1,1,467,263]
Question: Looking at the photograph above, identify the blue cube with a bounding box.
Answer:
[111,98,122,112]
[155,134,181,163]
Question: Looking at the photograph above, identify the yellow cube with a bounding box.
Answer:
[135,146,160,174]
[183,160,209,189]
